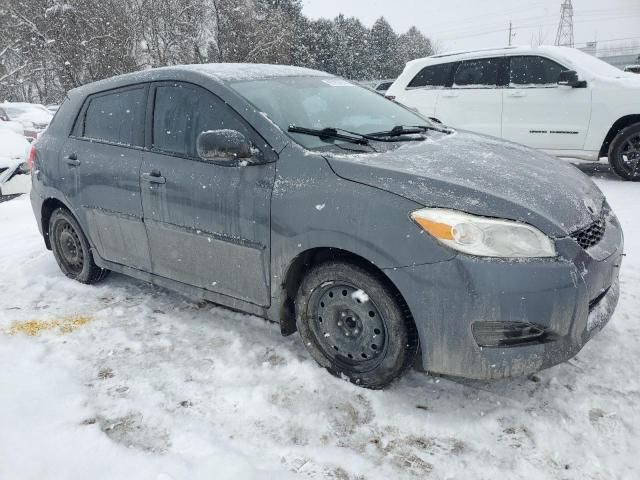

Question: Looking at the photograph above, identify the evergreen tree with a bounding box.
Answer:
[333,15,370,80]
[369,17,400,79]
[398,26,434,65]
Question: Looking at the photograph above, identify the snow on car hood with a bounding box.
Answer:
[324,131,605,237]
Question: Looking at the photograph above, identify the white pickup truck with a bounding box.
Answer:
[387,46,640,180]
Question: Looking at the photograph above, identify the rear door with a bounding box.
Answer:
[395,62,454,117]
[435,57,505,137]
[501,55,591,150]
[140,82,276,306]
[62,85,152,271]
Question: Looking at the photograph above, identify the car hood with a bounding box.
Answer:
[324,130,605,237]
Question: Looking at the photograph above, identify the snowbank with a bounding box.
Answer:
[0,167,638,479]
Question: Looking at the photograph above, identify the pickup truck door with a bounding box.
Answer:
[501,55,591,150]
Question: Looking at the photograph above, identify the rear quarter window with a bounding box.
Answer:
[80,87,146,147]
[407,63,454,88]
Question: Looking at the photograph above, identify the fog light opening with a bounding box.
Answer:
[472,321,546,347]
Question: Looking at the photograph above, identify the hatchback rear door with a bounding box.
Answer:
[140,82,276,307]
[62,85,152,271]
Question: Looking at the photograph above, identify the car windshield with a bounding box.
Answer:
[230,76,431,149]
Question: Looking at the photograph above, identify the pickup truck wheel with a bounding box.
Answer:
[295,261,418,389]
[608,123,640,181]
[49,208,109,284]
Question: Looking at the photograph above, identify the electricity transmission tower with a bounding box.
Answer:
[555,0,575,47]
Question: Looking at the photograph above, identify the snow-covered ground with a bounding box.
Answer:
[0,163,638,480]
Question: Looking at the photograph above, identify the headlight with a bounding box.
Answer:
[411,208,556,258]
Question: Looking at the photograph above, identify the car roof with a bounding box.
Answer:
[68,63,332,98]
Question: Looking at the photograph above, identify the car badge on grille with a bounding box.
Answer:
[583,198,597,216]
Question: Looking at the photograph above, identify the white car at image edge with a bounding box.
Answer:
[387,45,640,180]
[0,124,31,196]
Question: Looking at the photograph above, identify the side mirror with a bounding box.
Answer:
[196,129,253,163]
[558,70,587,88]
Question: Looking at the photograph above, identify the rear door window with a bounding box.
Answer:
[408,63,454,88]
[453,58,501,87]
[509,56,567,86]
[82,87,145,146]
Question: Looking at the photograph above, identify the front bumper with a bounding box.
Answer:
[384,211,624,380]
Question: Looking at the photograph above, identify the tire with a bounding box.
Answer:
[48,207,109,284]
[608,122,640,181]
[295,261,418,389]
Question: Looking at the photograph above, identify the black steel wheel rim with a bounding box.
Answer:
[309,283,387,372]
[618,134,640,178]
[54,219,84,274]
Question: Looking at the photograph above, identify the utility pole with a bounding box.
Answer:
[555,0,575,47]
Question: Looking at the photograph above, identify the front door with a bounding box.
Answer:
[63,85,152,271]
[434,57,504,137]
[140,82,276,307]
[501,55,591,150]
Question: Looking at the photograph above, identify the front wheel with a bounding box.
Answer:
[295,261,418,389]
[49,208,109,284]
[608,123,640,181]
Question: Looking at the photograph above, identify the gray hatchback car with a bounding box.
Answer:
[29,64,623,388]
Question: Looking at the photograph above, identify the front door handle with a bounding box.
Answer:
[442,91,459,98]
[65,153,80,166]
[508,91,526,98]
[141,171,166,184]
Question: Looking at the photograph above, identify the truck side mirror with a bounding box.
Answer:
[558,70,587,88]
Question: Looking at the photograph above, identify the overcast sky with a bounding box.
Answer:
[301,0,640,55]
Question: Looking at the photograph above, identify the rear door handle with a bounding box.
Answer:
[508,91,526,98]
[65,153,80,166]
[141,171,166,184]
[442,91,459,98]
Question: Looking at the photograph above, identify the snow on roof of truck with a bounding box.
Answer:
[403,45,629,78]
[429,45,522,59]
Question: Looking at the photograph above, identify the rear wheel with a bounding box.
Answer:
[295,261,418,389]
[49,208,109,284]
[608,123,640,181]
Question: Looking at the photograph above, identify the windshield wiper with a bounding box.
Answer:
[366,124,446,138]
[288,125,369,145]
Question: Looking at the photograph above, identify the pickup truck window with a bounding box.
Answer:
[509,56,566,86]
[453,58,500,87]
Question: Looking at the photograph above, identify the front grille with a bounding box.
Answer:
[571,215,605,250]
